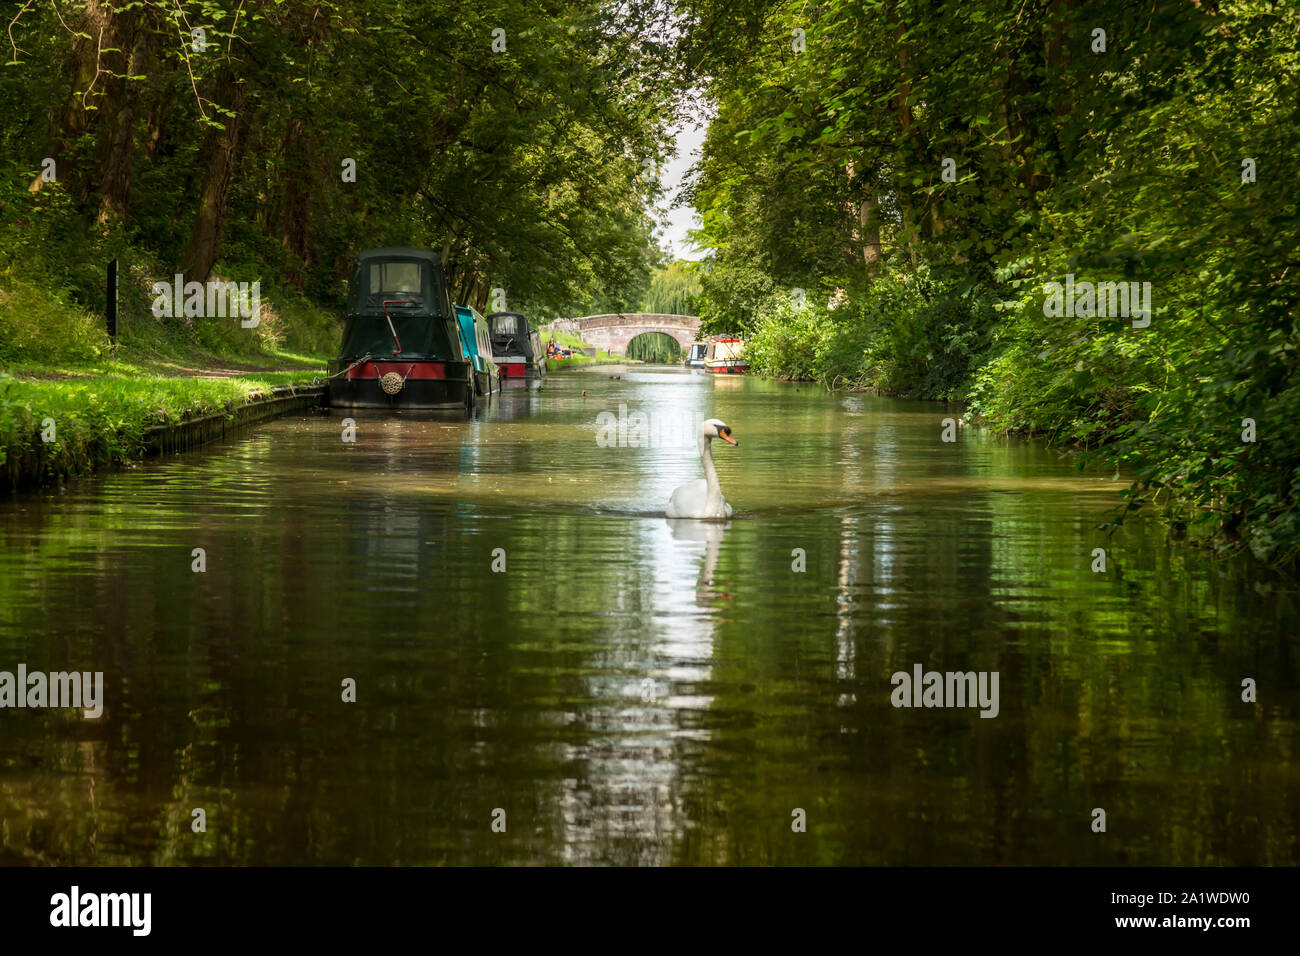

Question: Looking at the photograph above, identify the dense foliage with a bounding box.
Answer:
[638,258,701,315]
[680,0,1300,562]
[1,0,676,333]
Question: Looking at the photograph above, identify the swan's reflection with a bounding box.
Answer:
[667,517,731,607]
[554,517,730,864]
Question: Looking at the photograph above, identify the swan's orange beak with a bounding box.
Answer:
[719,427,737,445]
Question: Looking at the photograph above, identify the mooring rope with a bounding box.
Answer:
[312,354,373,387]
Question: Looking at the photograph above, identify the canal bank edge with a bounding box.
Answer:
[545,358,638,372]
[1,382,324,495]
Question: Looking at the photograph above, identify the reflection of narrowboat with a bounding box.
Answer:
[685,342,707,368]
[487,311,547,385]
[704,336,748,374]
[455,304,500,397]
[327,248,474,410]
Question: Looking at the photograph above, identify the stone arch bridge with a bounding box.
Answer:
[549,314,700,355]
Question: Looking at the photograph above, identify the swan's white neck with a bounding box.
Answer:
[699,433,724,511]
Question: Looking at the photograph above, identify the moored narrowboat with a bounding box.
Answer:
[487,311,547,386]
[327,248,474,410]
[685,342,707,368]
[704,336,748,374]
[455,304,501,397]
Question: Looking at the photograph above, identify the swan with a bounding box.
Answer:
[666,418,737,520]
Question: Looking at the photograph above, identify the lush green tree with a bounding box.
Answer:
[638,258,701,314]
[2,0,679,319]
[680,0,1300,562]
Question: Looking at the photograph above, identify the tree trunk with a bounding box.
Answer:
[846,160,882,276]
[471,278,490,313]
[274,6,323,289]
[457,270,481,307]
[94,11,151,227]
[142,91,170,163]
[280,119,311,288]
[890,13,919,253]
[181,76,249,283]
[31,0,110,195]
[440,220,463,267]
[860,197,882,274]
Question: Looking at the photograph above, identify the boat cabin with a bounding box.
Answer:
[327,247,474,409]
[487,311,547,383]
[704,336,748,374]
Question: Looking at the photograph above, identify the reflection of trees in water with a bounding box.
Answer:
[3,401,1299,865]
[644,427,1299,863]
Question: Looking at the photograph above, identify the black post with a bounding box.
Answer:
[106,258,118,343]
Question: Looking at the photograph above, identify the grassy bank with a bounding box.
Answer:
[538,326,622,367]
[0,261,333,492]
[1,369,324,492]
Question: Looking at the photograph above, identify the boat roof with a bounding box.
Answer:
[356,247,438,262]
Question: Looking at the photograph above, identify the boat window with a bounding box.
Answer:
[370,261,422,294]
[491,314,520,335]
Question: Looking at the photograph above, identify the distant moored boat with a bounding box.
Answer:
[703,336,748,374]
[487,311,547,386]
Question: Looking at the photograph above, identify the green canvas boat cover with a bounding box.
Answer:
[339,248,462,361]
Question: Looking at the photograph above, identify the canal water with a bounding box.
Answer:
[1,367,1296,865]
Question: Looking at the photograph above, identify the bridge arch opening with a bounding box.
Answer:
[626,331,683,363]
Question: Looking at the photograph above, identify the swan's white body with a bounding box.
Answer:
[666,418,736,520]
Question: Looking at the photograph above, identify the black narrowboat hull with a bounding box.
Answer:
[325,359,474,409]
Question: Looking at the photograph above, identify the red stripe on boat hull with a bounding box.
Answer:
[497,361,545,378]
[347,361,448,380]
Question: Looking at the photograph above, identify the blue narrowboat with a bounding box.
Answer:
[455,304,501,397]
